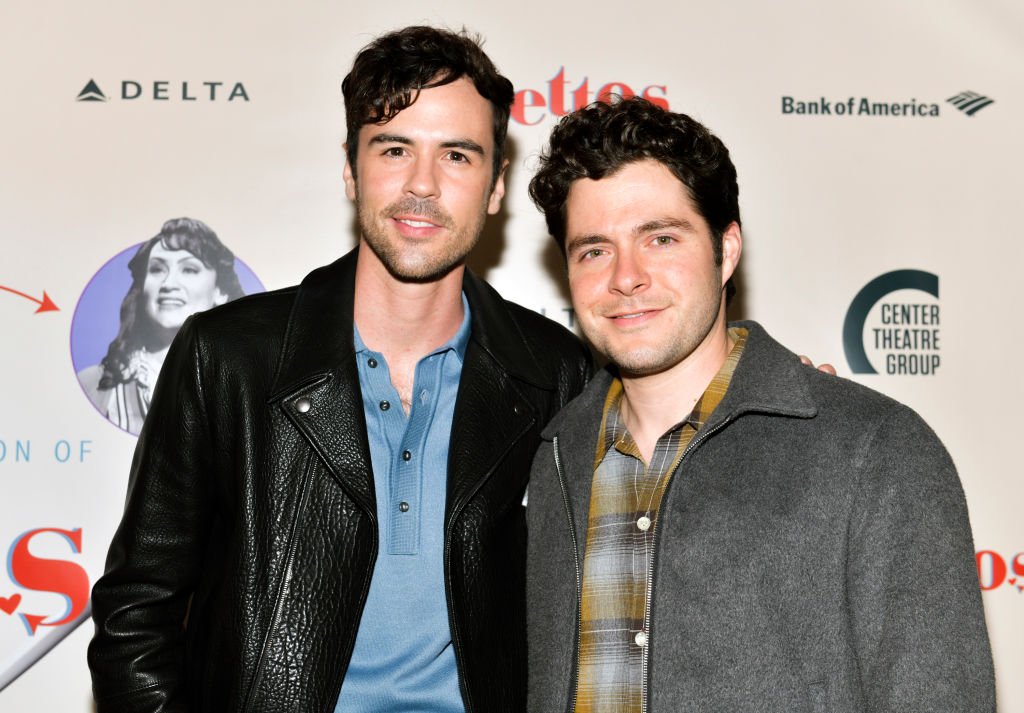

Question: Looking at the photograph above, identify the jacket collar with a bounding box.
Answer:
[540,320,818,561]
[542,320,817,442]
[271,247,556,396]
[268,247,555,516]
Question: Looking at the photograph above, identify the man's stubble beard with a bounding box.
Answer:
[356,191,488,284]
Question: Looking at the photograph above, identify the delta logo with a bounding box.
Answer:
[512,67,668,126]
[780,90,994,118]
[76,77,250,103]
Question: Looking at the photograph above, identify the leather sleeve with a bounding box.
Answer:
[847,405,996,712]
[88,316,216,713]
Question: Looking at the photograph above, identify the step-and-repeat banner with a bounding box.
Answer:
[2,0,1021,709]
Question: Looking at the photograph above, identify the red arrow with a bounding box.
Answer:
[0,285,59,313]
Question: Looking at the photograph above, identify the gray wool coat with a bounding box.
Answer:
[526,321,995,713]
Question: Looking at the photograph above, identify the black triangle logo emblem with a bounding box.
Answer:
[76,79,107,102]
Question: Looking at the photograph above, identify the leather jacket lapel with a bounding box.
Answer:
[270,249,376,514]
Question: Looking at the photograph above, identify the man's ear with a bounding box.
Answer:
[720,221,742,285]
[487,159,509,215]
[343,143,357,201]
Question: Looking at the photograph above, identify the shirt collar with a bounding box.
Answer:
[596,326,749,463]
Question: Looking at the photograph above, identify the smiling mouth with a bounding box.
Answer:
[394,217,440,229]
[157,298,186,308]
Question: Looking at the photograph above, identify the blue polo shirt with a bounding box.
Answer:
[334,296,471,713]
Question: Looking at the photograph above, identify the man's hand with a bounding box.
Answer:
[800,355,837,375]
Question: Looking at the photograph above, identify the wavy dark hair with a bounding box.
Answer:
[97,217,244,389]
[341,25,514,185]
[529,97,741,299]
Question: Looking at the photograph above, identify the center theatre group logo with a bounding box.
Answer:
[76,78,250,102]
[511,67,668,125]
[842,269,941,376]
[780,89,995,117]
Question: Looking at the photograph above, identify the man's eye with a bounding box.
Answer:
[446,151,468,163]
[653,235,675,246]
[383,147,406,157]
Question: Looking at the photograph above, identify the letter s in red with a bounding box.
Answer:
[7,527,90,635]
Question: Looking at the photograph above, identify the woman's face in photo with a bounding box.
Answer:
[143,242,227,330]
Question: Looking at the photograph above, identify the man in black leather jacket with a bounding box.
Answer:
[87,26,590,713]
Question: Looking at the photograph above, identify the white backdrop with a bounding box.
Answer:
[1,0,1021,709]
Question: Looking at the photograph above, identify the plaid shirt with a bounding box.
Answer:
[575,328,748,713]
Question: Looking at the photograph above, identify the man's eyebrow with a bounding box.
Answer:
[440,139,485,156]
[366,135,485,156]
[565,234,607,253]
[634,218,697,235]
[367,134,412,146]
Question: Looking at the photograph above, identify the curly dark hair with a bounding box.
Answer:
[97,217,244,389]
[342,25,514,186]
[529,97,741,266]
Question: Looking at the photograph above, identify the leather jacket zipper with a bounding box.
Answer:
[552,436,583,713]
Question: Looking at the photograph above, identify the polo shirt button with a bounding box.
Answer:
[637,516,652,531]
[399,501,410,512]
[379,400,390,411]
[367,358,378,368]
[634,631,648,647]
[402,450,412,461]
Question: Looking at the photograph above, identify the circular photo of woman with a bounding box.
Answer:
[71,217,264,435]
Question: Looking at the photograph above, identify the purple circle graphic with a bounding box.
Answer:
[70,241,265,435]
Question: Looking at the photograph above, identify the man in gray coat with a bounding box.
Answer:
[525,97,995,712]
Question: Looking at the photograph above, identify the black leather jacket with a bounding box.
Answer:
[88,250,591,713]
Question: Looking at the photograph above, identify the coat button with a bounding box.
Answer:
[513,403,522,416]
[295,397,311,414]
[634,631,648,647]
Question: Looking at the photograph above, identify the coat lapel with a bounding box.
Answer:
[445,271,557,516]
[269,249,376,515]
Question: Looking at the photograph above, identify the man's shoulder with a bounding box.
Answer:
[186,285,300,354]
[739,321,939,443]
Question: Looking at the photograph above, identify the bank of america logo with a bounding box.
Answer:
[946,90,994,116]
[76,79,106,102]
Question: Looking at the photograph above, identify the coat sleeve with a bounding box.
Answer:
[847,404,996,712]
[87,316,216,713]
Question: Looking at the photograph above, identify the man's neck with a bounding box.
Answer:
[619,321,734,463]
[353,242,467,413]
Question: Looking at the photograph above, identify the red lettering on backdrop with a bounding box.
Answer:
[641,85,670,109]
[8,527,90,633]
[596,82,635,104]
[975,550,1007,591]
[548,67,570,117]
[1013,553,1024,577]
[511,69,670,125]
[511,89,546,126]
